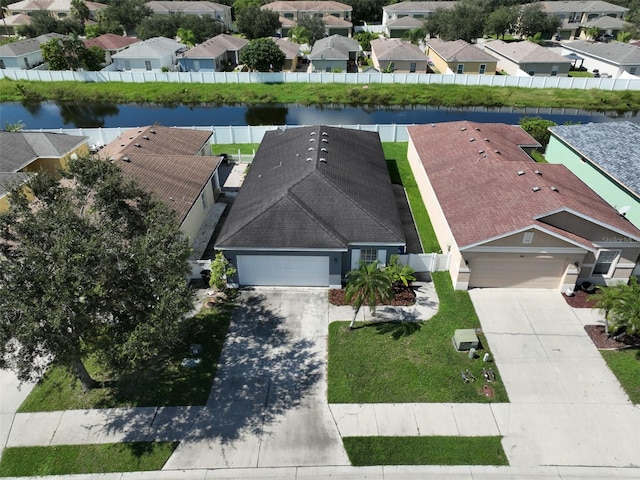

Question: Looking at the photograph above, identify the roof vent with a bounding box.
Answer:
[484,138,489,142]
[142,135,149,140]
[120,144,125,147]
[308,147,314,151]
[310,131,316,135]
[322,138,328,143]
[475,127,481,131]
[550,186,558,192]
[461,127,467,131]
[122,156,130,162]
[134,143,141,147]
[535,170,542,175]
[321,132,328,136]
[431,123,435,127]
[321,147,328,152]
[306,157,313,162]
[150,129,156,134]
[517,170,525,176]
[478,149,484,154]
[494,150,501,154]
[320,158,327,163]
[469,138,475,142]
[532,186,541,192]
[309,138,315,142]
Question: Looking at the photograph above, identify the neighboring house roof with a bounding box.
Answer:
[83,34,139,51]
[308,35,359,60]
[0,33,65,57]
[8,0,106,12]
[484,40,572,65]
[216,126,405,250]
[273,37,301,59]
[427,39,497,63]
[100,126,218,223]
[583,16,628,29]
[385,17,425,29]
[1,14,32,29]
[321,14,352,27]
[145,1,230,15]
[111,37,186,59]
[548,122,640,199]
[407,121,640,250]
[371,38,427,61]
[563,40,640,65]
[0,131,87,172]
[384,1,456,13]
[262,1,351,13]
[182,34,247,59]
[0,172,32,199]
[536,1,628,15]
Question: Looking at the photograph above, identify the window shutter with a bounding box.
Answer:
[351,249,361,269]
[377,249,387,266]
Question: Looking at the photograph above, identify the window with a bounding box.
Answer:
[528,69,535,76]
[193,60,200,72]
[284,13,294,19]
[479,64,486,74]
[550,66,558,76]
[124,60,131,71]
[200,191,207,210]
[456,64,464,74]
[360,249,378,263]
[630,66,637,75]
[523,232,534,244]
[410,62,416,73]
[326,67,331,72]
[0,59,5,69]
[593,250,620,276]
[145,60,152,71]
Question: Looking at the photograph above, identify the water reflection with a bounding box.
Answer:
[58,102,120,127]
[244,104,288,125]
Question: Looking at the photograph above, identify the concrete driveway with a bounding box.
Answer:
[164,288,349,470]
[470,289,640,468]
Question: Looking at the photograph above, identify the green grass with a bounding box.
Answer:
[531,149,547,163]
[0,443,177,477]
[212,143,259,155]
[328,143,507,403]
[343,436,508,466]
[600,348,640,404]
[569,71,594,78]
[3,78,640,112]
[18,302,233,412]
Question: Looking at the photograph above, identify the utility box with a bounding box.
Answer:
[452,329,479,351]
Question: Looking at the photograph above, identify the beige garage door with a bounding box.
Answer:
[469,256,567,289]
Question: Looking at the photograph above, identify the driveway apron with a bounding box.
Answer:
[470,289,640,468]
[164,288,349,470]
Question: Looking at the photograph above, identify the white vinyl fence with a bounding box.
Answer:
[398,253,450,273]
[2,69,639,90]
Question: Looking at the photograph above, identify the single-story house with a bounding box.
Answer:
[534,0,629,40]
[272,37,301,71]
[215,126,406,288]
[370,37,428,73]
[382,1,456,38]
[83,34,139,65]
[561,40,640,77]
[0,33,65,70]
[426,39,497,75]
[545,121,640,230]
[308,35,359,73]
[484,40,572,76]
[179,34,248,72]
[145,1,232,30]
[0,130,89,210]
[111,37,187,71]
[7,0,106,21]
[99,126,222,249]
[262,1,352,37]
[407,121,640,290]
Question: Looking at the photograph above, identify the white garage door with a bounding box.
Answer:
[237,255,329,287]
[469,256,567,289]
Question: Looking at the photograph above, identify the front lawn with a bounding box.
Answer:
[18,301,233,412]
[600,348,640,404]
[343,436,508,466]
[0,443,176,477]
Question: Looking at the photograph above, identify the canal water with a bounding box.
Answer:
[1,101,638,129]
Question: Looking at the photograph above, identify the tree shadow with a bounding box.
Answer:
[100,291,323,446]
[365,319,422,340]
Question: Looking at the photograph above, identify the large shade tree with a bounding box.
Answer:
[0,157,194,392]
[345,260,393,329]
[240,37,285,71]
[236,5,280,39]
[425,0,486,43]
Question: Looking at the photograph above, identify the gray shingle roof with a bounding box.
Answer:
[0,172,32,198]
[308,35,359,60]
[385,16,425,29]
[111,37,186,59]
[563,40,640,65]
[384,1,456,13]
[427,39,497,62]
[485,40,572,64]
[216,126,405,250]
[549,121,640,197]
[0,33,65,57]
[182,34,248,59]
[537,1,628,14]
[0,131,87,172]
[371,38,427,62]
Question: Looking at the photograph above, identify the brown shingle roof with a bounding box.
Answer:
[83,34,138,51]
[407,121,640,249]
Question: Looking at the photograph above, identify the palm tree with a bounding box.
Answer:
[593,277,640,337]
[344,260,393,329]
[585,25,600,42]
[403,27,426,46]
[1,0,10,36]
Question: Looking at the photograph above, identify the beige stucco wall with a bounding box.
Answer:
[373,57,427,73]
[21,143,89,177]
[180,177,215,247]
[426,49,448,74]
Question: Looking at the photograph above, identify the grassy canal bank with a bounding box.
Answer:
[2,78,640,112]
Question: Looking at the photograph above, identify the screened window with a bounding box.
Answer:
[145,60,152,71]
[410,62,416,73]
[593,250,619,276]
[0,59,5,69]
[456,64,464,74]
[479,64,486,74]
[360,249,378,264]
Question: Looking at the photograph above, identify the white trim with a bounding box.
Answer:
[348,242,405,247]
[464,246,586,254]
[535,207,640,243]
[217,247,346,252]
[593,241,640,248]
[461,224,592,252]
[592,249,621,277]
[377,249,387,266]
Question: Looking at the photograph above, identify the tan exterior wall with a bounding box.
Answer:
[426,49,449,74]
[449,60,496,75]
[374,58,427,73]
[21,143,89,177]
[180,178,215,246]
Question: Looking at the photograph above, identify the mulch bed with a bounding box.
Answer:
[562,289,599,308]
[329,286,416,307]
[585,324,640,350]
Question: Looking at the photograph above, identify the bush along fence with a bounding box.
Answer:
[2,69,639,90]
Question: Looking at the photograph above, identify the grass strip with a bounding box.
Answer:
[343,436,508,466]
[600,348,640,404]
[3,78,640,112]
[0,442,177,477]
[18,302,233,411]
